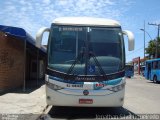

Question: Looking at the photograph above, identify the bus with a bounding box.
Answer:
[145,58,160,83]
[36,17,134,107]
[125,64,134,78]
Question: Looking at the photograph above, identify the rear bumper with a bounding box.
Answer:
[46,86,125,107]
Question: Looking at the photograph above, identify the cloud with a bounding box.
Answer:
[42,0,51,5]
[53,0,117,18]
[0,0,134,39]
[153,20,160,25]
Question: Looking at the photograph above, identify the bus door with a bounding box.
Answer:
[146,62,151,80]
[151,61,159,81]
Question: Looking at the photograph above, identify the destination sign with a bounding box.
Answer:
[59,27,83,31]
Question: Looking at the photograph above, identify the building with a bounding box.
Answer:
[0,25,46,92]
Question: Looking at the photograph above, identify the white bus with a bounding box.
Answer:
[36,17,134,107]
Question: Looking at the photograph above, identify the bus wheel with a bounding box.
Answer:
[153,76,157,83]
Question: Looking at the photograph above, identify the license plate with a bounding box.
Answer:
[79,99,93,104]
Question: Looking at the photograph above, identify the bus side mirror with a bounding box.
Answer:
[36,27,50,48]
[122,30,135,51]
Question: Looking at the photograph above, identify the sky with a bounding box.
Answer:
[0,0,160,62]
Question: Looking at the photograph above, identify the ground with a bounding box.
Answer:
[0,85,47,120]
[0,75,160,120]
[124,75,160,114]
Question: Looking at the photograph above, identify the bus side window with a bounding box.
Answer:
[153,61,158,69]
[158,61,160,69]
[156,61,158,69]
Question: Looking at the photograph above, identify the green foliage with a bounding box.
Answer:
[145,37,160,58]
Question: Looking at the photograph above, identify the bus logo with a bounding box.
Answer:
[83,90,89,96]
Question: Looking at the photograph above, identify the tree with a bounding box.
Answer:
[145,37,160,58]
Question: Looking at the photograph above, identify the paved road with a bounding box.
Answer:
[124,75,160,114]
[45,75,160,120]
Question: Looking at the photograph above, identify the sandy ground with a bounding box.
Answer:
[0,85,47,120]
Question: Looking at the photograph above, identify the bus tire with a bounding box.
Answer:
[153,76,157,83]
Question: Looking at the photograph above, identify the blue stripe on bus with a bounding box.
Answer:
[49,76,84,84]
[49,76,122,85]
[105,78,122,85]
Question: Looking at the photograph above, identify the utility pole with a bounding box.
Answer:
[148,23,160,58]
[144,21,145,59]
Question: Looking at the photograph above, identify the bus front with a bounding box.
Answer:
[36,17,134,107]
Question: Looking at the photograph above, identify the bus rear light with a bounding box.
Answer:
[108,83,125,92]
[52,84,64,90]
[46,81,64,90]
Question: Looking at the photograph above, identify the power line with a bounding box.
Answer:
[126,38,153,57]
[126,47,144,56]
[127,23,160,58]
[126,35,156,57]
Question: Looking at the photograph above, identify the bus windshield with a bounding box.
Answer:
[48,25,125,76]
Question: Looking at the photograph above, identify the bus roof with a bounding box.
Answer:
[146,58,160,63]
[53,17,121,27]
